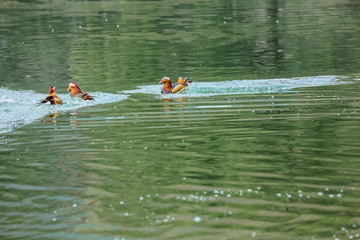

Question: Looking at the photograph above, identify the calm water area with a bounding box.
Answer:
[1,0,360,239]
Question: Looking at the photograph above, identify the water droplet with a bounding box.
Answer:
[73,203,77,207]
[119,201,124,205]
[194,216,201,222]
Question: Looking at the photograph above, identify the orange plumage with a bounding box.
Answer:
[159,76,190,94]
[67,83,94,100]
[40,86,62,105]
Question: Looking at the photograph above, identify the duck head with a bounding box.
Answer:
[67,83,81,95]
[159,77,171,84]
[159,77,172,93]
[49,86,56,94]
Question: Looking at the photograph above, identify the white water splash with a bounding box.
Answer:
[0,75,355,134]
[0,88,128,134]
[0,96,15,103]
[120,75,350,98]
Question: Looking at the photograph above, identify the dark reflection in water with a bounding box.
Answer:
[1,0,360,91]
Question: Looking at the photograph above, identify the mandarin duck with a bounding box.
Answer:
[67,83,94,100]
[40,86,62,105]
[159,77,191,94]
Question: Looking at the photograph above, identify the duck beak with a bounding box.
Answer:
[160,77,171,84]
[67,87,71,92]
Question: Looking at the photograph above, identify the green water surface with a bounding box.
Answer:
[1,0,360,239]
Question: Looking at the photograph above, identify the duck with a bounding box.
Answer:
[40,86,62,105]
[159,76,191,94]
[67,82,94,100]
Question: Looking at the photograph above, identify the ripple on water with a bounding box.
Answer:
[120,75,351,97]
[0,87,128,134]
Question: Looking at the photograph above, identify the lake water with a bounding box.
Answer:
[1,0,360,239]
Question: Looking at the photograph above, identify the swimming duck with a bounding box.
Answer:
[67,83,94,100]
[159,77,191,94]
[40,86,62,105]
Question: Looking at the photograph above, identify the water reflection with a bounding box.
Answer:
[43,112,62,130]
[1,0,360,91]
[1,83,360,239]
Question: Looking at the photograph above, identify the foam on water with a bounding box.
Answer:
[0,87,128,134]
[121,75,349,98]
[0,75,355,134]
